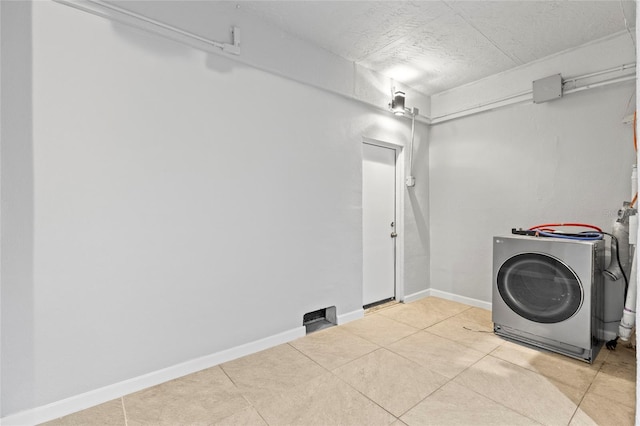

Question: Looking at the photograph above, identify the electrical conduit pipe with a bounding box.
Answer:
[604,221,630,281]
[618,254,637,341]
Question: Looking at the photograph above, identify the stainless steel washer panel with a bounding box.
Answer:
[492,235,604,362]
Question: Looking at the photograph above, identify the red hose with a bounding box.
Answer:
[529,223,603,233]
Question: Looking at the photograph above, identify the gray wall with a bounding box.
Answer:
[1,1,430,416]
[430,83,635,303]
[1,0,36,417]
[429,31,636,317]
[4,0,634,420]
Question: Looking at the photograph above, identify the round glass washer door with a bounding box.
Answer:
[497,253,583,323]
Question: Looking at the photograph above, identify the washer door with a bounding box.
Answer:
[497,253,582,323]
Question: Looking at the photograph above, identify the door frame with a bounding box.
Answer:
[362,136,406,303]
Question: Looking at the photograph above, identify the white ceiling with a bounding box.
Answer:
[238,1,636,95]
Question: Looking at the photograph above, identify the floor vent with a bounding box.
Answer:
[303,306,337,334]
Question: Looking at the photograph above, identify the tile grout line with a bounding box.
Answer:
[393,373,455,420]
[390,342,505,421]
[218,363,272,425]
[218,363,240,387]
[222,334,390,424]
[379,302,483,332]
[289,327,417,422]
[324,352,400,423]
[287,342,401,423]
[391,350,522,422]
[121,397,128,426]
[378,337,474,420]
[488,340,609,396]
[288,325,385,372]
[285,341,338,374]
[445,351,543,425]
[420,305,479,329]
[567,347,638,412]
[338,313,423,347]
[565,383,594,425]
[474,346,619,425]
[565,352,608,425]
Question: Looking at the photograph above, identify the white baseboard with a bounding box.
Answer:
[1,326,306,426]
[402,288,491,311]
[402,289,431,303]
[337,308,364,325]
[428,289,492,311]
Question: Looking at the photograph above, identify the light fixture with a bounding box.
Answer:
[387,87,419,187]
[390,90,406,115]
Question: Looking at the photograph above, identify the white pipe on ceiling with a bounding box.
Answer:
[563,63,636,85]
[49,0,636,128]
[430,64,636,125]
[54,0,241,55]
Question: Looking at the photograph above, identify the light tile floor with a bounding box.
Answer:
[42,297,636,426]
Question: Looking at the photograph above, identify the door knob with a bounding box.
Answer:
[391,232,398,238]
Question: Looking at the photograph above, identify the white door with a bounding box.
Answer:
[362,143,396,306]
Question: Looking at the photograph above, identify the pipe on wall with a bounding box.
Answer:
[430,65,636,125]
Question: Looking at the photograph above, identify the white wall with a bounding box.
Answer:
[1,0,36,418]
[429,33,636,311]
[1,0,429,418]
[4,0,632,420]
[108,0,432,118]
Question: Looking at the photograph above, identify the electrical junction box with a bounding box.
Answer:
[533,74,563,104]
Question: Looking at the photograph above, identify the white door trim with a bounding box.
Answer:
[362,137,406,303]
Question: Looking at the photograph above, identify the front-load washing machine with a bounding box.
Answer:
[492,234,605,363]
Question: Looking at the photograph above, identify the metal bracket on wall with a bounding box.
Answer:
[53,0,241,55]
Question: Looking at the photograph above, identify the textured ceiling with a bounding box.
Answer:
[239,1,636,95]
